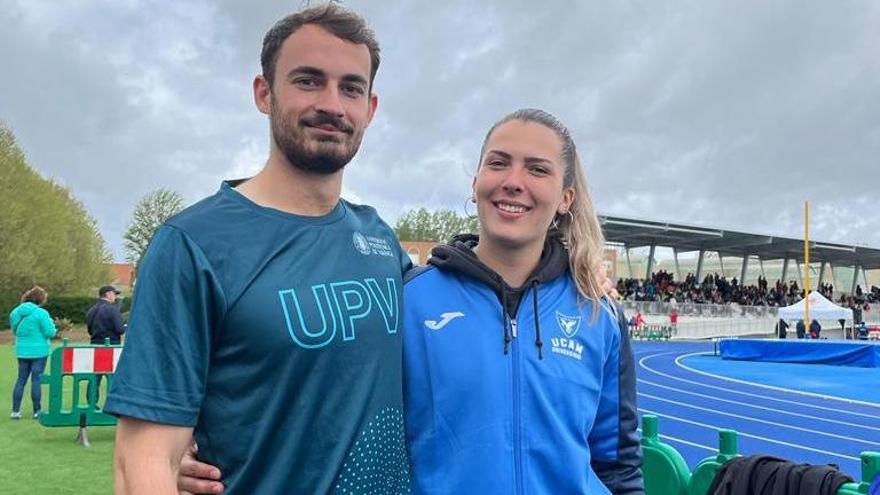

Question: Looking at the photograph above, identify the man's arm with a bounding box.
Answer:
[111,306,126,337]
[114,417,194,495]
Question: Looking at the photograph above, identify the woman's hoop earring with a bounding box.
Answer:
[464,196,477,218]
[566,210,575,224]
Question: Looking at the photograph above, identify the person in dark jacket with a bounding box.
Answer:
[796,319,806,339]
[86,285,125,344]
[810,319,822,339]
[776,319,789,339]
[85,285,125,404]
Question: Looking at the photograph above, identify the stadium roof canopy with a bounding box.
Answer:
[599,215,880,270]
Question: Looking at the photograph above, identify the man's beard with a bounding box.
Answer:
[270,101,363,175]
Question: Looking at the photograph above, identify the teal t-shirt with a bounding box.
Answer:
[105,182,412,494]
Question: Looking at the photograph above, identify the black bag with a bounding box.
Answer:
[707,454,853,495]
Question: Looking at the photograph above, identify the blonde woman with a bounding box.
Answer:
[402,109,642,494]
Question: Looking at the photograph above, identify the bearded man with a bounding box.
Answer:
[106,5,413,494]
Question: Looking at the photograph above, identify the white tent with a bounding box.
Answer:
[778,291,853,321]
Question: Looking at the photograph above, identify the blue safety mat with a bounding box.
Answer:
[682,353,880,403]
[635,341,880,477]
[720,339,880,367]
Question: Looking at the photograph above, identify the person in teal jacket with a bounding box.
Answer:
[9,286,57,419]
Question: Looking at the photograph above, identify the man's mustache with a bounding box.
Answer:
[301,114,354,134]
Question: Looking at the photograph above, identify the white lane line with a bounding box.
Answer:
[638,353,880,420]
[639,408,861,461]
[638,378,880,433]
[639,392,878,446]
[675,352,880,409]
[637,428,716,452]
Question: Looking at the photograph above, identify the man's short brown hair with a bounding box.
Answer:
[261,3,380,90]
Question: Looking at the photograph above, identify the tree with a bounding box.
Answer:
[123,189,184,269]
[394,207,479,242]
[0,123,112,321]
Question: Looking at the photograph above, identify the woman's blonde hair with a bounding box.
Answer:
[21,285,48,306]
[479,109,606,306]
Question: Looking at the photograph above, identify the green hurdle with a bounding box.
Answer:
[39,338,121,446]
[640,415,880,495]
[634,324,675,341]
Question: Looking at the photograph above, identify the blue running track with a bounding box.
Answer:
[633,341,880,478]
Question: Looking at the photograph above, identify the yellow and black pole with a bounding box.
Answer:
[804,201,810,323]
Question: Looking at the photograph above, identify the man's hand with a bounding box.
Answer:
[114,417,194,495]
[178,439,225,494]
[595,263,620,300]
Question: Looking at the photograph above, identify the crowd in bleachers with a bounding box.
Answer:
[617,270,880,311]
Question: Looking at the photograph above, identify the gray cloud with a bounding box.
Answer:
[1,0,878,260]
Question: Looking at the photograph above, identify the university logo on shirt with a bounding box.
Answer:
[551,311,583,361]
[352,232,395,257]
[555,311,581,338]
[278,277,400,349]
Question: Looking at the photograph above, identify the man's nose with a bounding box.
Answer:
[314,85,345,117]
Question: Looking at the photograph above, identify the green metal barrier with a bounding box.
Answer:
[39,338,121,446]
[642,415,692,495]
[688,429,739,495]
[837,452,880,495]
[630,324,675,341]
[641,415,879,495]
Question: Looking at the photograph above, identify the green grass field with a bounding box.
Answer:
[0,343,115,494]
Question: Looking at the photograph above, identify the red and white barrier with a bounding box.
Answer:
[61,347,122,374]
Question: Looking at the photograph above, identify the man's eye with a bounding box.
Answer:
[295,78,319,87]
[342,85,366,96]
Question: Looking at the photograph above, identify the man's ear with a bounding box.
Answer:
[254,75,272,115]
[365,91,379,126]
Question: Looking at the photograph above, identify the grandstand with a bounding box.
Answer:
[600,214,880,339]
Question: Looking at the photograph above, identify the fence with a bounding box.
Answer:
[39,338,121,446]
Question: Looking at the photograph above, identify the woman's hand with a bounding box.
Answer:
[178,440,225,494]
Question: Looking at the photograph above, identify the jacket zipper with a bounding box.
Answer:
[511,317,524,495]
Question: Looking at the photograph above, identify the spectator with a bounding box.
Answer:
[777,319,789,339]
[85,285,126,404]
[809,319,821,339]
[8,286,57,420]
[796,319,806,339]
[86,286,125,345]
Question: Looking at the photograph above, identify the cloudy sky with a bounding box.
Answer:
[2,0,878,261]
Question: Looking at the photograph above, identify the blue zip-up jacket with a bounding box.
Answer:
[403,235,643,494]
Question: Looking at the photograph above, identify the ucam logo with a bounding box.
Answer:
[278,277,400,349]
[555,311,581,338]
[424,312,465,330]
[551,311,583,361]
